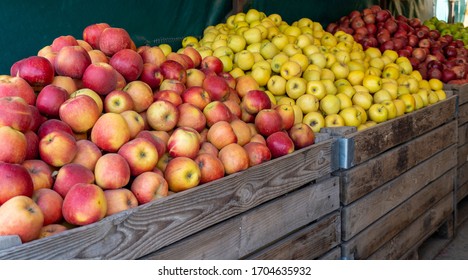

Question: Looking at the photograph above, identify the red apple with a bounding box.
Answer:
[195,153,225,184]
[54,46,91,79]
[71,139,102,171]
[104,188,138,216]
[288,123,315,149]
[167,52,192,69]
[24,130,39,160]
[51,35,78,52]
[38,130,77,167]
[32,188,63,226]
[139,46,166,67]
[35,84,69,118]
[118,137,159,176]
[200,55,223,74]
[224,99,242,119]
[164,157,201,192]
[0,195,43,242]
[94,153,131,190]
[153,89,183,106]
[182,47,202,68]
[38,223,68,239]
[82,62,118,95]
[135,130,166,158]
[167,127,201,159]
[22,159,53,191]
[146,100,179,131]
[62,183,107,226]
[218,143,249,175]
[120,110,145,139]
[130,171,168,204]
[103,89,135,113]
[186,68,206,88]
[53,163,95,198]
[98,27,132,56]
[243,141,272,166]
[83,23,111,49]
[241,89,272,115]
[10,56,55,91]
[0,126,27,164]
[181,86,211,110]
[90,112,131,152]
[37,119,74,139]
[160,60,187,84]
[207,120,238,150]
[202,75,230,101]
[109,48,144,82]
[266,131,295,158]
[139,63,164,90]
[0,96,32,132]
[177,103,207,132]
[59,94,101,133]
[255,109,283,137]
[122,80,154,113]
[0,75,37,106]
[0,163,34,205]
[203,100,233,127]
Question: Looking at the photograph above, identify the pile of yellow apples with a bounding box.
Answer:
[181,8,447,132]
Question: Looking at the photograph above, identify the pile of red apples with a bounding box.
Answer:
[326,5,468,84]
[0,23,315,243]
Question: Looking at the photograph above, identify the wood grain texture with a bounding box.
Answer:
[142,177,339,260]
[340,121,457,205]
[318,246,341,260]
[457,175,468,204]
[458,142,468,168]
[444,84,468,105]
[342,144,457,241]
[346,95,456,167]
[459,102,468,126]
[0,139,337,259]
[367,193,453,260]
[246,211,340,260]
[459,122,468,147]
[341,168,455,260]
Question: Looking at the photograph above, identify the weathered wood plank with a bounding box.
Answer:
[318,246,341,260]
[345,95,457,167]
[458,142,468,168]
[459,122,468,148]
[444,84,468,105]
[142,176,339,260]
[0,139,337,260]
[457,174,468,203]
[456,195,468,229]
[459,102,468,126]
[246,211,341,260]
[367,193,454,260]
[342,145,457,241]
[339,120,457,205]
[341,168,455,259]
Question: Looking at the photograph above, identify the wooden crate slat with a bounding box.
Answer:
[458,142,468,168]
[457,174,468,203]
[0,140,336,260]
[459,122,468,147]
[444,84,468,105]
[341,168,455,260]
[459,102,468,126]
[318,246,341,260]
[340,120,457,205]
[141,176,339,260]
[342,144,457,241]
[345,95,457,167]
[246,211,340,260]
[367,193,454,260]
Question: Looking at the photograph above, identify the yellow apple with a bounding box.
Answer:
[352,91,373,110]
[393,99,406,117]
[320,68,336,81]
[435,89,446,101]
[285,77,307,99]
[277,96,295,105]
[416,88,429,107]
[382,49,398,62]
[338,85,356,99]
[296,94,320,114]
[267,75,287,96]
[306,80,327,100]
[320,94,341,115]
[369,57,385,70]
[330,61,350,80]
[373,89,393,104]
[428,78,443,91]
[271,34,290,50]
[235,50,255,71]
[302,111,325,132]
[283,43,303,57]
[353,104,367,124]
[322,79,338,95]
[381,82,398,99]
[428,91,439,104]
[307,52,327,69]
[362,75,382,93]
[270,52,289,73]
[289,53,309,72]
[364,47,382,59]
[347,70,365,86]
[412,93,424,110]
[398,93,416,113]
[324,113,345,127]
[227,34,247,53]
[368,103,388,123]
[324,52,337,68]
[336,92,353,110]
[302,44,321,56]
[302,69,322,82]
[320,32,338,48]
[259,41,280,60]
[381,100,397,120]
[280,60,302,80]
[243,27,262,45]
[339,106,362,127]
[294,34,313,49]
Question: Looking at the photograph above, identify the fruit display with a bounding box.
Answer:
[0,6,451,245]
[326,5,468,84]
[423,17,468,44]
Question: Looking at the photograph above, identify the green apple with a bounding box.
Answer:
[339,106,362,127]
[302,111,325,132]
[259,41,280,59]
[319,94,341,115]
[267,75,287,96]
[227,34,247,53]
[285,77,307,99]
[368,103,388,123]
[306,80,326,100]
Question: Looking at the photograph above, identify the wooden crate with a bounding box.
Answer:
[336,95,457,259]
[142,176,340,260]
[445,83,468,228]
[0,136,338,259]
